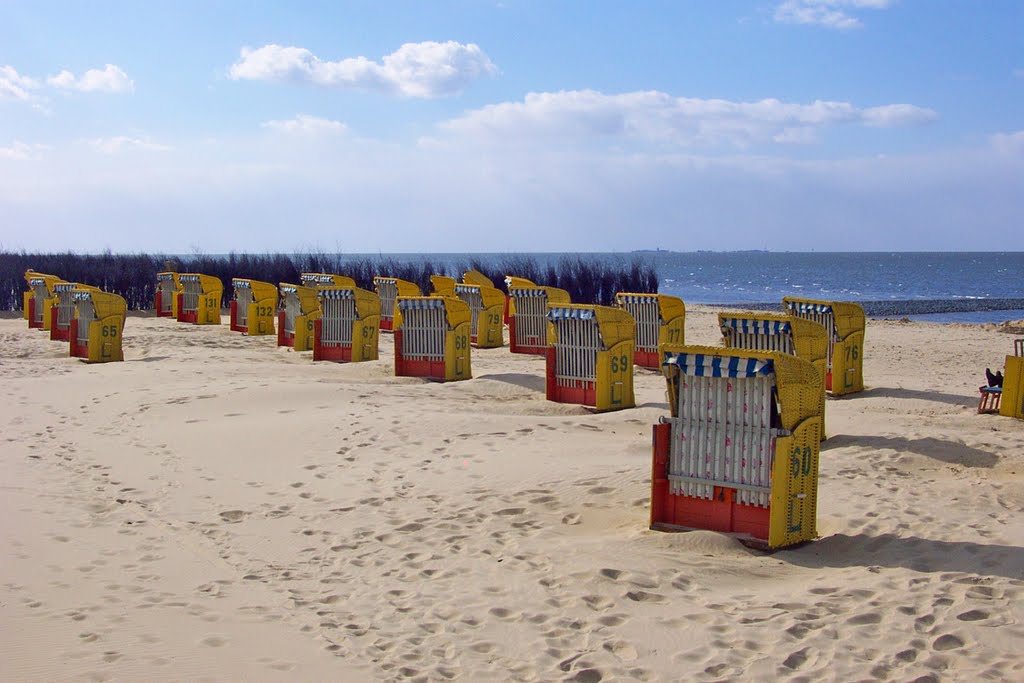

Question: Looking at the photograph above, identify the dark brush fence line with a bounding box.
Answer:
[0,251,659,311]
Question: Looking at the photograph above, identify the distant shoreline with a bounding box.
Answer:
[703,298,1024,317]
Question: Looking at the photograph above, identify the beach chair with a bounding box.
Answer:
[69,289,127,363]
[783,297,865,395]
[1000,354,1024,420]
[430,275,457,297]
[506,276,571,355]
[154,272,181,318]
[229,278,278,336]
[615,293,685,369]
[650,346,823,549]
[51,282,101,341]
[176,274,222,325]
[453,281,505,349]
[719,312,828,439]
[301,273,356,290]
[546,304,635,411]
[313,286,381,363]
[23,270,63,330]
[374,277,422,332]
[394,296,471,381]
[462,269,496,289]
[277,283,320,351]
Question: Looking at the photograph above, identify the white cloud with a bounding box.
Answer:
[87,136,171,154]
[861,103,938,127]
[438,89,936,148]
[0,127,1020,252]
[47,64,133,93]
[229,41,497,98]
[775,0,894,30]
[0,65,41,102]
[261,114,348,135]
[990,130,1024,156]
[0,141,50,160]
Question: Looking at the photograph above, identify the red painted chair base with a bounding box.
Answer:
[394,330,446,379]
[276,312,295,347]
[380,318,394,332]
[229,301,246,333]
[508,318,547,355]
[27,298,43,329]
[978,386,1002,414]
[313,321,353,362]
[545,347,597,406]
[635,349,661,369]
[154,291,174,317]
[50,307,70,341]
[68,319,87,359]
[650,422,771,547]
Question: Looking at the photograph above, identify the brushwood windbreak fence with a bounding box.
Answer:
[1,252,659,311]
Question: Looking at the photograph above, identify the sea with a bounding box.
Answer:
[336,251,1024,324]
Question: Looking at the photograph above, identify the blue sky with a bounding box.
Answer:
[1,1,1021,253]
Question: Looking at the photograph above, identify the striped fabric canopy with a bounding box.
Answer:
[374,277,398,283]
[156,273,176,281]
[280,286,298,294]
[28,278,48,286]
[179,274,201,282]
[509,288,547,298]
[232,279,252,288]
[663,352,774,378]
[616,294,658,304]
[397,297,446,310]
[319,288,355,300]
[720,317,791,335]
[786,301,832,315]
[454,284,481,294]
[547,307,596,321]
[54,283,78,292]
[72,290,93,301]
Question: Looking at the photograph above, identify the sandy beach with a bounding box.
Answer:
[1,305,1022,682]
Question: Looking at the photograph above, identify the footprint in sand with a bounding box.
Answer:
[201,636,228,647]
[219,510,246,523]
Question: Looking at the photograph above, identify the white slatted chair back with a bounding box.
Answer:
[510,288,548,347]
[666,354,778,509]
[618,296,660,353]
[281,287,301,335]
[54,283,77,328]
[550,308,602,385]
[398,299,446,361]
[179,275,202,314]
[454,284,483,335]
[234,283,253,328]
[319,290,357,347]
[73,291,95,343]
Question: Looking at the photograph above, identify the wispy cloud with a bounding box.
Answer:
[0,66,41,102]
[990,130,1024,156]
[87,136,171,154]
[48,64,133,93]
[437,89,936,148]
[261,114,348,135]
[229,41,497,98]
[774,0,895,30]
[0,141,50,160]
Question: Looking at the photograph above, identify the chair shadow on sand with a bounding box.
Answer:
[821,434,998,468]
[475,373,547,392]
[778,533,1024,581]
[838,386,976,408]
